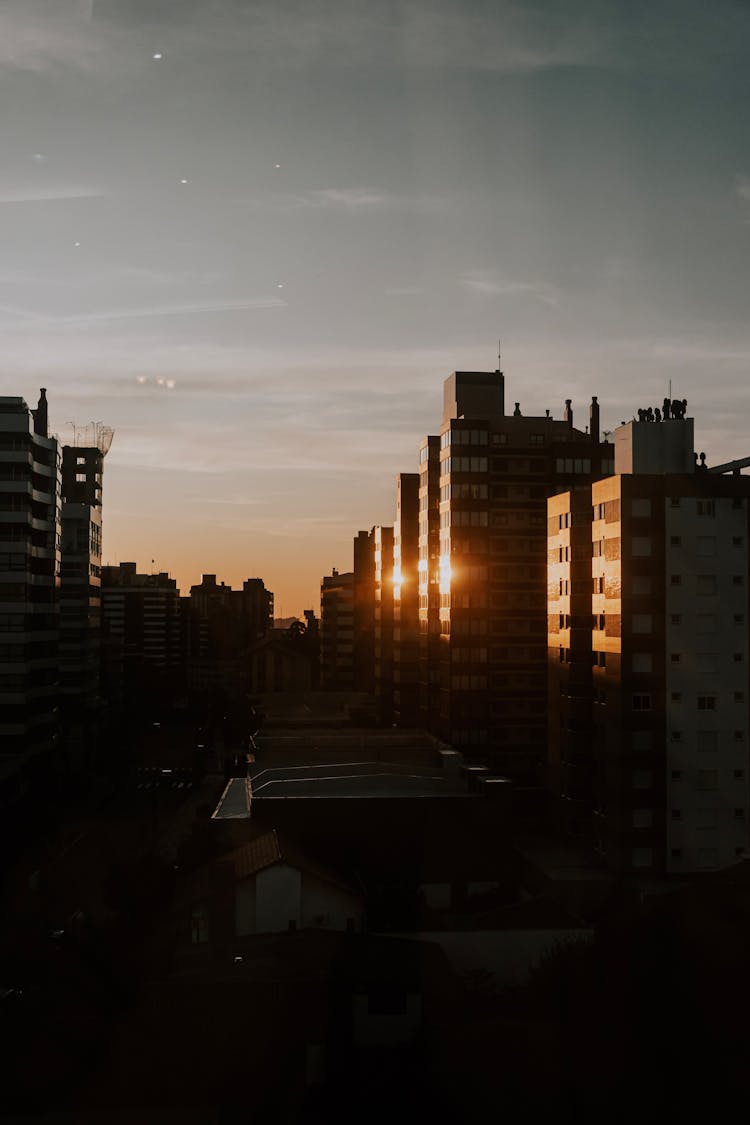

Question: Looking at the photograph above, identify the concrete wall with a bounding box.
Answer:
[255,863,302,932]
[300,874,362,931]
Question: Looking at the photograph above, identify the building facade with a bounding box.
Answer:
[59,428,112,765]
[426,368,613,778]
[0,391,61,809]
[548,412,750,875]
[320,569,355,690]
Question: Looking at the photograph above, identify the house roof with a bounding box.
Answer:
[177,829,362,909]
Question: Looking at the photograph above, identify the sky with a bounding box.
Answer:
[2,0,750,615]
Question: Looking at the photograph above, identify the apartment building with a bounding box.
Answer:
[320,569,355,689]
[101,562,184,708]
[424,368,613,779]
[393,474,420,726]
[373,525,394,722]
[548,411,750,875]
[0,390,61,808]
[59,429,112,762]
[187,573,273,693]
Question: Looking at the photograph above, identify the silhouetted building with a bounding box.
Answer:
[59,426,113,768]
[373,525,394,723]
[417,435,441,727]
[393,473,420,726]
[421,367,613,778]
[0,391,60,809]
[548,410,750,875]
[187,573,273,694]
[101,562,184,711]
[353,529,375,693]
[320,569,355,689]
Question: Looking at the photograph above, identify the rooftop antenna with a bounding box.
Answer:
[497,339,502,370]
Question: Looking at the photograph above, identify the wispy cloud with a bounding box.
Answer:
[253,188,446,214]
[0,185,105,204]
[0,294,286,327]
[460,273,559,307]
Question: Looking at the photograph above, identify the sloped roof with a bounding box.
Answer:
[222,830,362,898]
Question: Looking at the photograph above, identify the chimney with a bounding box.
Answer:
[33,388,48,438]
[590,395,600,443]
[564,399,573,428]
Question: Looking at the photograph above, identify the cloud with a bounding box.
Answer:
[254,188,446,214]
[460,273,559,306]
[0,186,105,204]
[0,294,286,327]
[0,1,109,73]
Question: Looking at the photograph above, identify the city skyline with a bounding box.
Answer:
[2,0,750,614]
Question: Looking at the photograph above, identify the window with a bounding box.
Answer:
[733,537,744,548]
[670,536,682,547]
[671,769,683,781]
[698,849,718,868]
[632,576,651,595]
[734,614,745,625]
[735,808,746,819]
[734,730,745,742]
[671,691,682,702]
[669,497,680,508]
[735,692,745,703]
[698,770,718,791]
[697,615,717,633]
[670,614,682,625]
[671,809,682,821]
[633,694,652,711]
[75,472,86,482]
[670,575,682,587]
[697,500,715,517]
[670,653,681,664]
[697,696,716,711]
[733,575,744,586]
[671,848,683,859]
[734,653,744,663]
[670,730,682,742]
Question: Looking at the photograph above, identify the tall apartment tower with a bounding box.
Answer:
[101,562,184,711]
[373,525,394,723]
[427,368,613,778]
[320,569,355,689]
[548,409,750,875]
[392,473,420,726]
[0,391,61,808]
[418,435,441,726]
[59,427,112,764]
[353,529,375,693]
